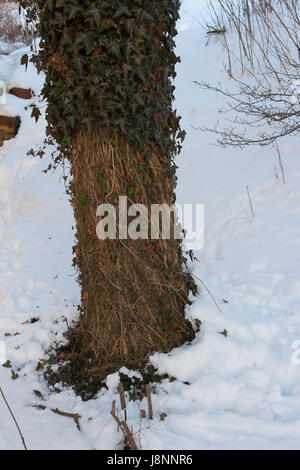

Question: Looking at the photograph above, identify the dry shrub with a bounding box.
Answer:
[0,1,32,54]
[199,0,300,148]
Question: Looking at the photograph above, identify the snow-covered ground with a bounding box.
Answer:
[0,3,300,450]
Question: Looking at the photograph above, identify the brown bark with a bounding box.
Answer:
[64,131,194,381]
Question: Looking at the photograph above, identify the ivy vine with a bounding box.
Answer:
[20,0,186,167]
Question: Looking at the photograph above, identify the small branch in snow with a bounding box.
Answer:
[118,383,127,422]
[35,404,81,431]
[111,400,138,450]
[50,408,81,431]
[146,384,153,420]
[0,386,28,450]
[189,272,222,313]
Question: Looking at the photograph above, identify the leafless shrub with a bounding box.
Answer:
[196,0,300,150]
[0,1,32,54]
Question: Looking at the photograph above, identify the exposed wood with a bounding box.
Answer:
[0,115,20,129]
[0,115,20,146]
[118,383,127,421]
[118,383,126,410]
[146,384,153,420]
[9,87,32,100]
[122,421,137,451]
[111,401,137,450]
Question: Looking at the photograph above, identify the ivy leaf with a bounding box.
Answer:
[84,8,101,28]
[33,390,45,400]
[21,54,29,71]
[64,4,81,20]
[84,33,98,55]
[177,130,186,142]
[2,360,11,368]
[31,106,41,123]
[219,329,228,338]
[74,32,86,46]
[114,5,132,18]
[139,9,154,22]
[11,370,19,380]
[109,42,121,59]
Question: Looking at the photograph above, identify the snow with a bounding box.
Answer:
[0,2,300,450]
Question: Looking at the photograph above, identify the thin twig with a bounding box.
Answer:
[189,272,222,313]
[206,25,227,34]
[0,386,28,450]
[36,403,81,431]
[274,142,286,184]
[246,185,255,218]
[50,408,81,431]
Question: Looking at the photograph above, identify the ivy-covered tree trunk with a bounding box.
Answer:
[21,0,195,395]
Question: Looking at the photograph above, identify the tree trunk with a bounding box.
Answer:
[21,0,195,396]
[69,131,194,380]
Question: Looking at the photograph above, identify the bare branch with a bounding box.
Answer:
[197,0,300,150]
[0,386,28,450]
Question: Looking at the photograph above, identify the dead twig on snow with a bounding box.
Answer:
[111,400,137,450]
[146,384,153,420]
[0,386,28,450]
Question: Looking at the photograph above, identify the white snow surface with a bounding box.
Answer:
[0,6,300,450]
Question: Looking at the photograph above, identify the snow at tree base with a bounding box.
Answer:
[0,2,300,449]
